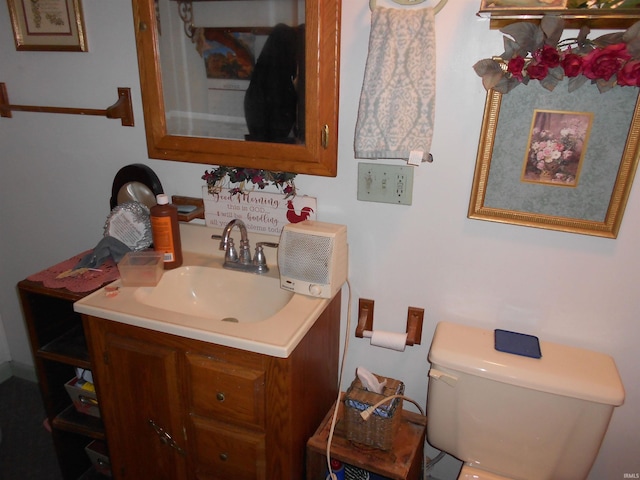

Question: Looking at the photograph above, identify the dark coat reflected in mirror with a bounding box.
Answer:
[244,23,302,143]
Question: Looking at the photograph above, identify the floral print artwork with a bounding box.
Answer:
[521,110,594,186]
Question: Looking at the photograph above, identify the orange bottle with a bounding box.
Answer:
[150,194,183,269]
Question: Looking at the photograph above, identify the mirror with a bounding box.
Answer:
[131,0,341,176]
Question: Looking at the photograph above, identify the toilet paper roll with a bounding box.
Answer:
[369,330,407,352]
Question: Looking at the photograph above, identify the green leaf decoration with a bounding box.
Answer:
[568,75,589,92]
[540,16,565,46]
[593,32,625,47]
[501,22,544,53]
[623,21,640,42]
[502,37,522,59]
[577,26,591,45]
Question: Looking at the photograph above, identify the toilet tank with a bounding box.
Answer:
[427,322,625,480]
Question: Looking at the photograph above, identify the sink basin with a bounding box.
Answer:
[74,223,335,358]
[134,266,293,323]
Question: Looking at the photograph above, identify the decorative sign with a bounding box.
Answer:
[202,186,316,235]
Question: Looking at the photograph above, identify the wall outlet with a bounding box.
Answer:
[357,163,414,205]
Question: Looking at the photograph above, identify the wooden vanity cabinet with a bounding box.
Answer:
[82,294,340,480]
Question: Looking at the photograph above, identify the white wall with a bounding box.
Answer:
[0,1,638,478]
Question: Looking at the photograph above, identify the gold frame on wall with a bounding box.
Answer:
[7,0,87,51]
[469,82,640,239]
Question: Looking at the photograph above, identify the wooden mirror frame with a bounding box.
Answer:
[131,0,341,176]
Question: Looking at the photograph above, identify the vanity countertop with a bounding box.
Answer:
[74,223,333,358]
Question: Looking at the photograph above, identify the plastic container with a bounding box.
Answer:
[150,194,183,269]
[117,251,164,286]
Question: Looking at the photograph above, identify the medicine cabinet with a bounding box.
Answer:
[131,0,341,176]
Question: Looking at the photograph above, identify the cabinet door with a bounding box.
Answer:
[94,330,187,480]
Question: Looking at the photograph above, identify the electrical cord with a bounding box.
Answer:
[325,279,353,480]
[359,393,424,421]
[322,281,444,480]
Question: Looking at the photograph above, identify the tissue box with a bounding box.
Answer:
[64,377,100,418]
[117,251,163,286]
[85,440,112,477]
[343,374,404,450]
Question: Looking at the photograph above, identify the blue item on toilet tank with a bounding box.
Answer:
[494,329,541,359]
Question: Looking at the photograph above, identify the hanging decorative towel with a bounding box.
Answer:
[355,6,436,161]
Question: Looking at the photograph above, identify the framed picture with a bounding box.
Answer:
[480,0,567,9]
[469,81,640,238]
[7,0,87,51]
[202,30,255,82]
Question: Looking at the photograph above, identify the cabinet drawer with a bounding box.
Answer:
[191,416,266,480]
[186,353,265,427]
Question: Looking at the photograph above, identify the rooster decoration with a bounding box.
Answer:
[286,200,314,224]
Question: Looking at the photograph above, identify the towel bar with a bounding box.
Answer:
[0,83,134,127]
[369,0,447,12]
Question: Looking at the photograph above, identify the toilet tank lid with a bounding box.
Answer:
[428,322,625,406]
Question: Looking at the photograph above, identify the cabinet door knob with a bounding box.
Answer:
[216,392,225,402]
[219,453,228,461]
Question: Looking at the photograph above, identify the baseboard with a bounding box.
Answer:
[0,361,37,384]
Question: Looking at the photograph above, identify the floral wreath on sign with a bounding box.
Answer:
[202,166,297,198]
[473,15,640,94]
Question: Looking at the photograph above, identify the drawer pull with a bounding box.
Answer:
[219,453,228,461]
[216,392,225,402]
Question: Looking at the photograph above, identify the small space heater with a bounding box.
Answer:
[278,220,348,298]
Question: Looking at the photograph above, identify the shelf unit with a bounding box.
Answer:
[478,8,640,29]
[18,277,111,480]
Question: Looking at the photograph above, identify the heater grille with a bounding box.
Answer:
[277,220,348,298]
[279,231,333,284]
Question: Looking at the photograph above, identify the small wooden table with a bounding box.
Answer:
[306,394,427,480]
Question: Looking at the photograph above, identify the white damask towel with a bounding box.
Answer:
[355,7,436,161]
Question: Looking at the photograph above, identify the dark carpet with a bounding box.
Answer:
[0,376,62,480]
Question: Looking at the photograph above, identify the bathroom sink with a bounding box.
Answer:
[134,265,293,323]
[74,223,334,358]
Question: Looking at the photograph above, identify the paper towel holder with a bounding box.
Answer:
[356,298,424,346]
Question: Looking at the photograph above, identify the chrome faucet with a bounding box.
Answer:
[213,219,278,274]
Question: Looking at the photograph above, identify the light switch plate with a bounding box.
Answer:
[357,163,414,205]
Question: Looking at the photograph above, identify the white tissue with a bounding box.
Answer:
[357,367,387,394]
[364,330,408,352]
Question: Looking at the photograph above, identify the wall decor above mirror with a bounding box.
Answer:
[131,0,341,176]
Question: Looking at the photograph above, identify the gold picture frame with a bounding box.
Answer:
[469,81,640,238]
[7,0,87,51]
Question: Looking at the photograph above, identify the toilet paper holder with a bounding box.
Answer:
[355,298,424,346]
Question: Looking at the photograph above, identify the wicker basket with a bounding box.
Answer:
[343,374,404,450]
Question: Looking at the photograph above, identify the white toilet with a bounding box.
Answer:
[426,321,625,480]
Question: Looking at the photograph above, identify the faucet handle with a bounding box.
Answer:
[253,242,279,273]
[211,233,227,250]
[224,238,239,263]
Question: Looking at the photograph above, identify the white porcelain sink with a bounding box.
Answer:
[134,266,293,323]
[74,223,334,358]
